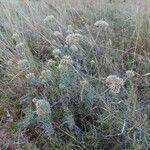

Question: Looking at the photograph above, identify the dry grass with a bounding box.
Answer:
[0,0,150,149]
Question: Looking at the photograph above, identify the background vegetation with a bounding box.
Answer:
[0,0,149,149]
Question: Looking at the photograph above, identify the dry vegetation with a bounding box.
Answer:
[0,0,150,149]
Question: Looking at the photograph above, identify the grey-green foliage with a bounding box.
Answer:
[83,82,99,103]
[18,98,54,137]
[17,107,35,128]
[63,105,76,130]
[59,65,79,97]
[37,115,54,137]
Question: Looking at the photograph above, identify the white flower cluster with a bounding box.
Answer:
[52,48,61,57]
[17,59,30,70]
[53,31,63,39]
[70,45,79,52]
[26,72,35,80]
[43,15,55,23]
[7,60,13,66]
[39,69,52,83]
[66,25,74,34]
[51,39,57,46]
[90,60,95,65]
[59,83,66,89]
[16,42,24,49]
[94,20,109,29]
[106,75,124,94]
[126,70,135,78]
[12,33,19,39]
[80,80,88,86]
[33,99,51,116]
[58,55,73,71]
[46,59,56,67]
[66,33,82,45]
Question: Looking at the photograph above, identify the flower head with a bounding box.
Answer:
[17,59,30,70]
[43,15,55,23]
[106,75,124,94]
[26,73,35,80]
[58,55,73,71]
[80,80,88,86]
[90,60,95,65]
[39,69,52,83]
[46,59,56,66]
[53,31,63,39]
[61,55,73,64]
[51,40,57,45]
[126,70,135,78]
[41,70,51,78]
[68,25,74,31]
[70,45,78,52]
[52,49,61,56]
[59,84,66,89]
[12,33,19,39]
[34,99,51,116]
[66,25,74,34]
[7,60,13,66]
[16,42,24,49]
[66,33,82,45]
[94,20,109,29]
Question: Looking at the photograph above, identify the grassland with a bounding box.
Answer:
[0,0,150,149]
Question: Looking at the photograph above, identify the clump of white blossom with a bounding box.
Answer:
[106,75,124,94]
[17,59,30,70]
[43,15,55,23]
[39,70,52,83]
[58,55,73,71]
[66,33,82,45]
[126,70,135,78]
[7,60,13,66]
[46,59,56,67]
[52,48,61,57]
[16,42,24,49]
[32,98,54,135]
[75,29,82,33]
[12,33,19,39]
[66,25,74,34]
[33,99,51,116]
[59,83,66,90]
[51,39,57,46]
[70,45,79,52]
[25,72,35,80]
[90,60,95,65]
[80,80,88,86]
[94,20,109,29]
[53,31,63,39]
